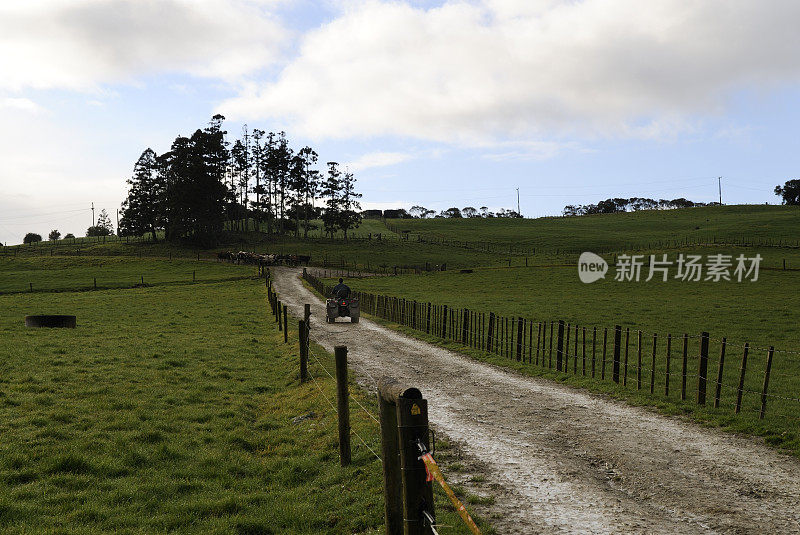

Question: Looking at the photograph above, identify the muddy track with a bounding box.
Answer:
[271,267,800,534]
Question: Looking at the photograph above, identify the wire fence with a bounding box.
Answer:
[383,221,800,258]
[267,271,483,534]
[304,270,800,422]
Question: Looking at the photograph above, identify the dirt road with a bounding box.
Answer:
[272,268,800,534]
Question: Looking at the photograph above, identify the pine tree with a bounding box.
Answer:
[338,170,362,239]
[321,162,342,238]
[289,147,320,238]
[119,148,162,240]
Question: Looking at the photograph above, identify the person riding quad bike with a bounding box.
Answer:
[327,278,359,323]
[331,278,351,300]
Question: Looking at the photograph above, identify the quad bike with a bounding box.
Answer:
[326,297,360,323]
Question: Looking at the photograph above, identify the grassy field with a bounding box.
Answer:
[3,233,512,271]
[386,205,800,253]
[0,256,254,294]
[0,272,491,533]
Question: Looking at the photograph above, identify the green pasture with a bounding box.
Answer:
[0,256,253,294]
[3,233,512,271]
[0,276,490,533]
[386,205,800,253]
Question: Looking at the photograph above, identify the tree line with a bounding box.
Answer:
[562,197,718,216]
[368,206,522,219]
[118,115,361,245]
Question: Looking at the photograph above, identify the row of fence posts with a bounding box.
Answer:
[268,269,443,534]
[17,272,201,295]
[302,270,779,419]
[386,227,800,258]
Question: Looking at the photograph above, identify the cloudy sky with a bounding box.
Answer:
[1,0,799,244]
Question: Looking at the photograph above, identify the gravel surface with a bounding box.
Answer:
[272,267,800,534]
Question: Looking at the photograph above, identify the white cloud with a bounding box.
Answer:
[219,0,800,144]
[0,0,287,91]
[0,97,44,113]
[345,151,414,171]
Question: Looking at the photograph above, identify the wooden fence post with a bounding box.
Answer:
[623,328,630,386]
[665,334,672,397]
[299,320,308,383]
[582,327,587,375]
[462,309,470,345]
[283,306,289,343]
[516,317,524,361]
[573,324,578,374]
[536,322,542,365]
[335,346,351,466]
[486,313,495,352]
[612,325,621,383]
[681,334,688,401]
[636,330,643,390]
[759,347,775,419]
[735,343,749,414]
[378,377,434,535]
[556,320,565,371]
[378,381,403,535]
[601,327,607,380]
[441,305,448,339]
[426,303,431,334]
[591,327,596,377]
[650,333,657,394]
[549,321,554,368]
[698,332,709,405]
[277,301,283,329]
[714,337,726,408]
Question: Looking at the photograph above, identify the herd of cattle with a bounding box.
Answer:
[217,251,311,266]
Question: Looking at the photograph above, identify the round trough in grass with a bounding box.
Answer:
[25,315,76,328]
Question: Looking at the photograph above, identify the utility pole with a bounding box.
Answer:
[718,177,722,205]
[516,188,521,216]
[91,202,95,227]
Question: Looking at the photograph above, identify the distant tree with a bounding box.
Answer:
[480,206,494,218]
[23,232,42,244]
[462,206,478,218]
[119,148,162,241]
[291,146,320,238]
[321,162,342,238]
[162,128,229,245]
[64,233,75,239]
[98,209,113,233]
[665,198,691,209]
[775,179,800,205]
[250,128,265,228]
[273,132,293,233]
[595,199,620,214]
[384,209,411,219]
[361,209,383,219]
[440,207,462,218]
[87,209,113,236]
[496,208,522,218]
[48,229,61,241]
[87,223,108,237]
[562,205,580,217]
[338,170,362,239]
[410,205,435,218]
